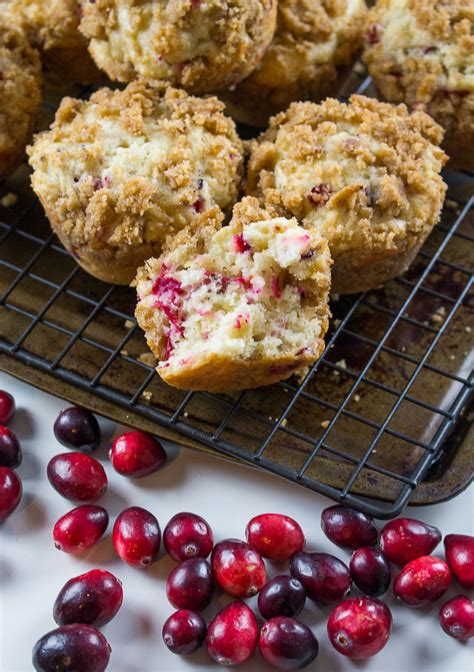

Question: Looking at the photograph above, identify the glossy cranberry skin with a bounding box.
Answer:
[259,617,319,671]
[53,505,109,554]
[113,506,160,567]
[53,569,123,627]
[380,518,441,565]
[439,596,474,640]
[0,426,22,468]
[289,552,351,604]
[164,512,214,561]
[47,452,107,502]
[321,505,377,550]
[246,513,305,561]
[0,466,22,522]
[350,547,391,597]
[54,407,101,453]
[206,601,258,666]
[32,624,111,672]
[109,430,167,478]
[258,576,306,620]
[394,555,451,607]
[162,610,207,654]
[211,539,267,598]
[166,558,214,611]
[327,597,392,659]
[0,390,15,425]
[444,534,474,589]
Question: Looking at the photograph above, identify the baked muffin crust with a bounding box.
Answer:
[223,0,368,127]
[0,25,42,181]
[28,81,244,284]
[363,0,474,170]
[2,0,104,85]
[79,0,277,94]
[135,197,332,392]
[246,95,447,294]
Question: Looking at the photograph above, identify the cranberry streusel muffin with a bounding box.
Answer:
[246,95,447,294]
[135,197,332,392]
[79,0,277,94]
[28,81,244,284]
[2,0,103,85]
[223,0,368,128]
[0,25,42,181]
[363,0,474,171]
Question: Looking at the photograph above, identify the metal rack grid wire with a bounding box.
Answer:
[0,77,473,519]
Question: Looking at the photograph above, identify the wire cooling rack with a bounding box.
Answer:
[0,76,473,518]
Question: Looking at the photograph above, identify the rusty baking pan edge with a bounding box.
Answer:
[2,352,472,510]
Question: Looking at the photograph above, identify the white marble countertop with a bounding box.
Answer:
[1,372,472,672]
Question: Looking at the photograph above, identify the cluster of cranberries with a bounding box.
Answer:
[0,390,473,672]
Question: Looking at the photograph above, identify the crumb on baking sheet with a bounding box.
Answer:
[139,352,157,367]
[1,192,18,207]
[354,61,365,75]
[120,349,129,356]
[445,199,459,211]
[336,358,347,369]
[354,394,360,402]
[141,390,152,401]
[321,420,330,429]
[281,418,288,427]
[124,319,135,329]
[465,326,471,333]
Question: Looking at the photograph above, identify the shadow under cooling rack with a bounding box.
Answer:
[1,78,473,518]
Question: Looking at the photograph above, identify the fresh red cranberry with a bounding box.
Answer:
[394,556,451,607]
[327,597,392,658]
[0,391,15,425]
[53,505,109,554]
[289,552,351,604]
[246,513,305,561]
[258,576,306,620]
[439,596,474,640]
[321,505,377,550]
[164,512,214,561]
[109,430,167,478]
[350,547,391,597]
[166,558,214,611]
[47,452,107,502]
[206,601,258,666]
[54,407,101,453]
[444,534,474,589]
[32,624,111,672]
[380,518,441,565]
[259,617,319,670]
[162,609,207,654]
[53,569,123,627]
[0,466,22,522]
[0,426,22,468]
[113,506,160,568]
[211,539,267,598]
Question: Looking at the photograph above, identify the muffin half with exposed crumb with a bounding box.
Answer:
[2,0,104,85]
[135,197,332,392]
[0,25,42,181]
[246,95,447,294]
[363,0,474,171]
[28,81,244,285]
[223,0,368,128]
[79,0,277,94]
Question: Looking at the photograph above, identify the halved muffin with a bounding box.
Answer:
[135,197,332,392]
[246,95,447,294]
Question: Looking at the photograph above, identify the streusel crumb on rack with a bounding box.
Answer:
[246,95,447,294]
